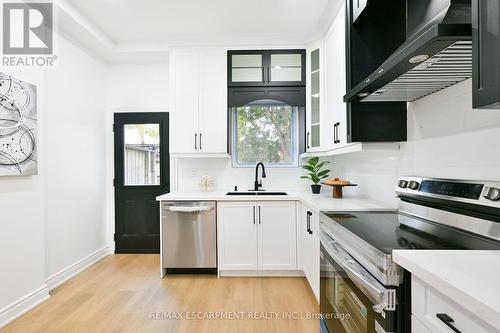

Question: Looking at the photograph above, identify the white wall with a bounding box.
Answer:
[44,35,109,280]
[107,63,169,110]
[175,158,306,192]
[0,68,48,325]
[330,79,500,205]
[0,34,109,327]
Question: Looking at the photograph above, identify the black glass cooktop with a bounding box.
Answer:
[322,211,500,255]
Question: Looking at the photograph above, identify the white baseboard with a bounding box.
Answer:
[0,285,49,329]
[46,246,111,291]
[219,270,305,277]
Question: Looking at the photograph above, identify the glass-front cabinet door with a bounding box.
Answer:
[229,52,265,85]
[228,50,305,87]
[306,46,322,151]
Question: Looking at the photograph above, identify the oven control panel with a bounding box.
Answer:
[396,176,500,208]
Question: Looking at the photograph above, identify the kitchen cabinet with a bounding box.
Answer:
[170,48,227,154]
[345,0,407,142]
[306,43,324,152]
[218,201,297,271]
[217,202,258,270]
[412,276,494,333]
[228,50,306,87]
[301,204,320,301]
[324,9,348,150]
[472,0,500,109]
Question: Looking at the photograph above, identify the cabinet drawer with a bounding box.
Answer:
[412,315,431,333]
[412,276,495,333]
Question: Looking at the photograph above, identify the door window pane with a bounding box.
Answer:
[232,54,263,82]
[270,54,302,82]
[124,124,160,186]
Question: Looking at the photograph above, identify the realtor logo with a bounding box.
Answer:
[2,2,53,54]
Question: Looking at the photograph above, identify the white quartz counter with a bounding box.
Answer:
[393,250,500,329]
[156,190,395,212]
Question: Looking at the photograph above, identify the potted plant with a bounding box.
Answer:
[300,157,331,194]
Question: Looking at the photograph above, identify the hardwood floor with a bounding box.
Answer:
[1,255,319,333]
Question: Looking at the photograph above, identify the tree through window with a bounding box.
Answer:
[232,100,298,167]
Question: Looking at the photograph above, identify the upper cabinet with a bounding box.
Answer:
[473,0,500,109]
[170,48,227,154]
[306,45,323,152]
[228,50,306,87]
[345,0,407,142]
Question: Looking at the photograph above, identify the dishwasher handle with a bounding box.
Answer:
[166,206,214,213]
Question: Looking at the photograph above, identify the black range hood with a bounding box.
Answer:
[344,0,472,103]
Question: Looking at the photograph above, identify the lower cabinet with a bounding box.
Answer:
[218,201,297,271]
[412,276,495,333]
[301,204,320,301]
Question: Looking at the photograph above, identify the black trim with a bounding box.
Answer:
[165,268,217,275]
[400,195,500,223]
[345,24,472,102]
[228,87,305,107]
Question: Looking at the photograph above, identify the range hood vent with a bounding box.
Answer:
[344,0,472,103]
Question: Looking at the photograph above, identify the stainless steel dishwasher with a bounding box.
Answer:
[161,201,216,274]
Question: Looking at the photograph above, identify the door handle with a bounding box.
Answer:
[199,133,202,150]
[436,314,462,333]
[258,206,261,224]
[195,133,198,150]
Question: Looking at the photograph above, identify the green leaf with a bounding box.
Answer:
[317,169,331,177]
[311,174,321,184]
[302,165,314,172]
[320,174,329,179]
[300,176,310,179]
[315,161,329,170]
[309,157,319,166]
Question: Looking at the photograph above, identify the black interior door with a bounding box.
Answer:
[114,112,169,253]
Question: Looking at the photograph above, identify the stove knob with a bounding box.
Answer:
[398,180,409,189]
[484,187,500,201]
[409,181,420,190]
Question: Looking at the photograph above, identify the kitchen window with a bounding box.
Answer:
[230,99,299,167]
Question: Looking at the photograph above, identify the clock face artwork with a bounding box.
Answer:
[0,73,37,176]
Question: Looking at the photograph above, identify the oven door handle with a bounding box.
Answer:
[320,232,396,312]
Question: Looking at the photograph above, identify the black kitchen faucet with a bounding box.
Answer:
[254,162,266,191]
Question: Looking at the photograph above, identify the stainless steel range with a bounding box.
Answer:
[319,177,500,333]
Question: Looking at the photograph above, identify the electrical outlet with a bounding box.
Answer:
[191,169,197,176]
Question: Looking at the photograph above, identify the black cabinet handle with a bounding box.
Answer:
[253,206,256,224]
[199,133,202,150]
[307,211,312,235]
[335,122,340,144]
[194,133,198,150]
[307,132,310,149]
[258,206,262,224]
[436,314,462,333]
[333,123,337,144]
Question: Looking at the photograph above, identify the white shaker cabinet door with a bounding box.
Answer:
[218,202,258,270]
[257,201,297,270]
[198,50,227,154]
[170,52,199,153]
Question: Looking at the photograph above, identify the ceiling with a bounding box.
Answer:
[63,0,342,50]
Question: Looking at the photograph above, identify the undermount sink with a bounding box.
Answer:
[225,191,287,196]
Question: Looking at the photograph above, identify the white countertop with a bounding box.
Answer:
[393,250,500,328]
[156,190,395,212]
